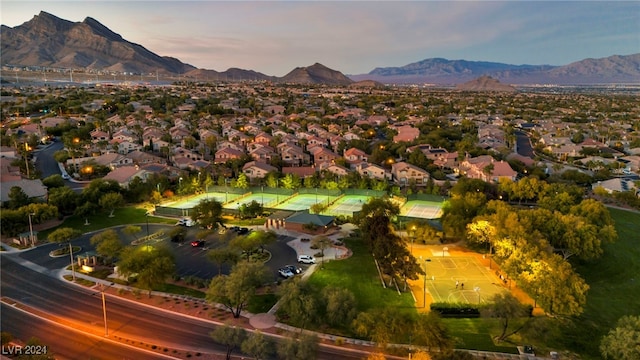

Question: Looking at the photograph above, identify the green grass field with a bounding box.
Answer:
[554,208,640,358]
[38,206,175,240]
[307,237,415,313]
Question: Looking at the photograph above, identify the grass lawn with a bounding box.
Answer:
[38,206,175,239]
[307,237,416,313]
[552,208,640,358]
[247,293,278,314]
[154,283,206,299]
[443,318,519,354]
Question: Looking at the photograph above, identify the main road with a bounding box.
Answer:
[1,253,370,359]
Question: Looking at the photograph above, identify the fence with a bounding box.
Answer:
[249,186,294,196]
[343,189,387,197]
[298,188,342,197]
[155,206,191,218]
[406,193,449,202]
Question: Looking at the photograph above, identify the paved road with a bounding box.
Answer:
[33,140,86,191]
[1,254,370,359]
[1,303,171,360]
[515,130,534,158]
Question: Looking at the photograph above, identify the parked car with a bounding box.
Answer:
[176,218,195,227]
[285,265,302,274]
[190,240,205,247]
[278,268,294,278]
[237,227,250,235]
[297,255,316,264]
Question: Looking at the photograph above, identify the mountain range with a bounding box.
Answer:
[2,11,639,86]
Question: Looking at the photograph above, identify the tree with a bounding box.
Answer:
[241,330,273,360]
[600,315,640,360]
[412,312,453,352]
[230,230,276,260]
[206,260,270,318]
[311,235,332,268]
[99,192,124,217]
[47,186,79,215]
[123,225,142,240]
[280,173,301,190]
[90,229,123,263]
[235,173,249,190]
[276,278,319,329]
[238,200,263,219]
[481,292,530,341]
[42,174,65,189]
[322,286,357,327]
[207,248,240,275]
[191,199,224,229]
[276,333,318,360]
[7,186,30,209]
[48,227,82,245]
[116,245,175,296]
[210,324,246,360]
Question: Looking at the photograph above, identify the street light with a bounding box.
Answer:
[95,282,115,336]
[145,212,150,237]
[28,212,36,247]
[474,286,481,304]
[423,258,431,308]
[410,225,416,254]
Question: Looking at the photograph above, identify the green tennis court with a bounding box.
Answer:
[400,200,443,219]
[162,192,241,209]
[224,193,280,210]
[417,255,506,305]
[276,193,338,211]
[323,195,372,216]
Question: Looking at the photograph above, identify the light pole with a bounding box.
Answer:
[28,212,35,247]
[474,286,481,304]
[146,212,150,237]
[69,241,76,281]
[423,258,431,308]
[98,282,115,336]
[410,225,416,254]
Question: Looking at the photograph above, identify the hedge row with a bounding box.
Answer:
[430,302,481,318]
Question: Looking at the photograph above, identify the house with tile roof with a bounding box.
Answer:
[311,147,340,166]
[391,162,430,186]
[214,147,245,164]
[356,163,392,181]
[344,147,369,169]
[0,179,48,203]
[393,125,420,143]
[458,155,517,183]
[243,161,278,181]
[102,165,148,188]
[282,166,316,179]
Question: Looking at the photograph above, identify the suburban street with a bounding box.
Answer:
[1,303,170,360]
[33,140,86,191]
[1,254,373,359]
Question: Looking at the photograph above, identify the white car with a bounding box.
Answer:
[176,218,195,227]
[61,173,71,180]
[297,255,316,264]
[278,268,294,278]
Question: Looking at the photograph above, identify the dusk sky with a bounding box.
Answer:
[2,1,638,76]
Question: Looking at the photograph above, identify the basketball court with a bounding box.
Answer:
[410,246,508,309]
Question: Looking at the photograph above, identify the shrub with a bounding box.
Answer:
[430,302,481,317]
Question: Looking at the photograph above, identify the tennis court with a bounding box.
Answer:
[323,195,372,216]
[400,200,443,219]
[163,192,242,209]
[224,193,280,210]
[414,253,507,307]
[276,193,338,211]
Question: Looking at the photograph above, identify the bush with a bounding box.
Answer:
[430,302,481,317]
